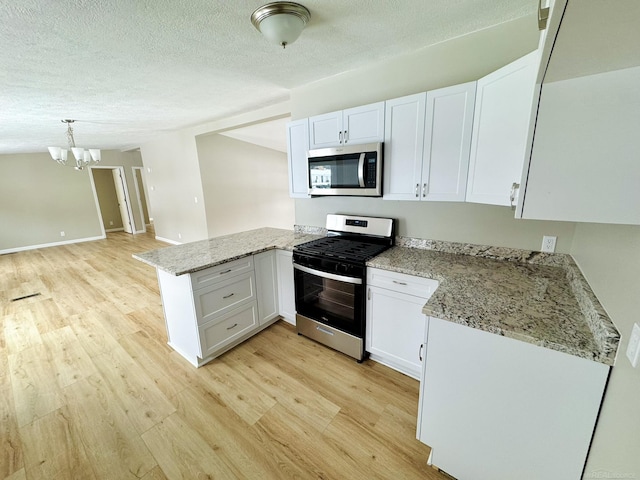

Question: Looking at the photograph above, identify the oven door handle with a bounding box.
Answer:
[357,153,366,187]
[293,264,363,285]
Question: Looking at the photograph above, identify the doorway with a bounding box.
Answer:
[132,166,151,233]
[89,166,135,234]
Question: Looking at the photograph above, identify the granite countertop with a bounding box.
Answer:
[133,227,320,275]
[135,227,619,366]
[368,241,619,366]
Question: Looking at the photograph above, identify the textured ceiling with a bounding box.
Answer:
[0,0,535,154]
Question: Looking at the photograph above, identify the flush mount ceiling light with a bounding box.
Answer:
[48,119,101,171]
[251,1,311,49]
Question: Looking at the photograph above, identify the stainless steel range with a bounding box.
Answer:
[293,214,395,361]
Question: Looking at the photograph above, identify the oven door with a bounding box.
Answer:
[293,263,365,337]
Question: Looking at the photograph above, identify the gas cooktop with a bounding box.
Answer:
[294,236,391,263]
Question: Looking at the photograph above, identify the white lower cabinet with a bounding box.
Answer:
[417,317,610,480]
[157,252,284,367]
[254,250,279,325]
[366,268,438,379]
[275,250,296,325]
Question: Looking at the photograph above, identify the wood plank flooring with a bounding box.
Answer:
[0,231,449,480]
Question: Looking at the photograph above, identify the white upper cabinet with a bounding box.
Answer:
[383,93,427,200]
[422,82,476,202]
[466,51,539,206]
[308,102,384,149]
[286,119,310,198]
[517,0,640,225]
[383,83,475,202]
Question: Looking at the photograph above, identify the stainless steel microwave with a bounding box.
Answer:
[307,142,383,197]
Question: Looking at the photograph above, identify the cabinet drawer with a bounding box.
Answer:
[194,272,256,325]
[367,267,438,299]
[191,256,254,290]
[199,302,258,357]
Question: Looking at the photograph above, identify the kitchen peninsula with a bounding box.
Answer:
[135,226,619,479]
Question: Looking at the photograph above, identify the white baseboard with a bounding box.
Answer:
[0,235,106,255]
[105,227,125,233]
[155,236,181,245]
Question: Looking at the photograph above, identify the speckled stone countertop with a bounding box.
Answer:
[368,239,619,366]
[133,227,320,276]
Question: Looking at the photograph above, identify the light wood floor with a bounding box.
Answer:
[1,231,449,480]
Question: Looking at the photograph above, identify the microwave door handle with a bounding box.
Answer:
[357,153,366,187]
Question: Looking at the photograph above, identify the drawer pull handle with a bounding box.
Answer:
[220,269,232,274]
[222,293,235,299]
[419,343,424,362]
[392,280,407,286]
[226,323,239,330]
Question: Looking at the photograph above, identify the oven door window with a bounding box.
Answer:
[294,268,364,336]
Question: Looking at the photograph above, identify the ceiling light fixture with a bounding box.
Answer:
[251,1,311,49]
[48,119,101,171]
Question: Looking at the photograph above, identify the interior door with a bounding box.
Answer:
[112,169,133,233]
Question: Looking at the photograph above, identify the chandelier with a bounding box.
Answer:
[48,119,101,171]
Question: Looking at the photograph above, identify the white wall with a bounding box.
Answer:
[196,134,294,237]
[571,224,640,479]
[139,130,208,243]
[291,14,540,119]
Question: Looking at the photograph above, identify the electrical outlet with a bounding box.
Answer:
[109,220,114,226]
[541,235,557,253]
[60,231,65,237]
[194,196,198,204]
[178,233,182,240]
[626,323,640,368]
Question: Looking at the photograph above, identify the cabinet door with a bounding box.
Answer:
[418,317,609,480]
[366,285,427,379]
[286,119,310,198]
[422,82,476,202]
[466,51,538,206]
[383,93,427,200]
[519,64,640,225]
[275,250,296,325]
[308,111,342,149]
[343,102,385,145]
[254,251,279,325]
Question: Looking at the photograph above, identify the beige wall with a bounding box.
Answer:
[139,130,209,243]
[296,198,576,252]
[571,224,640,478]
[92,168,124,230]
[196,134,294,238]
[0,150,144,252]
